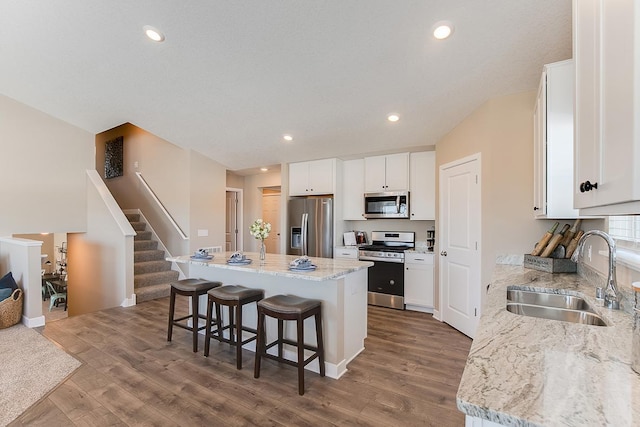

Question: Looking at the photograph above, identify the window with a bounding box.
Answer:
[608,215,640,250]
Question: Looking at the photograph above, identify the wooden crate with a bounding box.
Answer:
[524,254,577,273]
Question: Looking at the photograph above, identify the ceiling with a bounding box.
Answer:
[0,1,572,174]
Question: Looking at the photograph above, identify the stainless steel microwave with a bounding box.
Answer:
[364,191,410,219]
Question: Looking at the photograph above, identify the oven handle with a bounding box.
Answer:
[359,255,404,264]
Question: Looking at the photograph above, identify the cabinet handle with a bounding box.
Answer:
[533,206,539,211]
[579,181,598,193]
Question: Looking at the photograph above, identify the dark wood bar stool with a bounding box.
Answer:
[167,278,222,352]
[254,294,325,395]
[204,285,264,369]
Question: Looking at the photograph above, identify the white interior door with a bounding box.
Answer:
[439,154,481,338]
[262,191,281,254]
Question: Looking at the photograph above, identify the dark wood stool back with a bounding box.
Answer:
[167,278,222,352]
[204,285,264,369]
[254,294,325,395]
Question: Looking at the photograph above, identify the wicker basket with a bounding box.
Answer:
[0,289,23,329]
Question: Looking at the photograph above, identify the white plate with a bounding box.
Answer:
[190,255,213,260]
[288,265,317,272]
[226,259,252,265]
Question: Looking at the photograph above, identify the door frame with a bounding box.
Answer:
[437,152,482,338]
[226,187,243,252]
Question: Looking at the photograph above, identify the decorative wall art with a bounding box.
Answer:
[104,136,124,179]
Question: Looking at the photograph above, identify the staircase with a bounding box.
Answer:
[126,212,179,303]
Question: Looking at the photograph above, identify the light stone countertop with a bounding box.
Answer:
[456,264,640,426]
[168,251,373,282]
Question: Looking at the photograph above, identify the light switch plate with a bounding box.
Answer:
[197,229,209,237]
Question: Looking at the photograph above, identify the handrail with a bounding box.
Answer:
[87,170,136,236]
[135,172,188,240]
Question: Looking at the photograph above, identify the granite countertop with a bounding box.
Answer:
[456,264,640,426]
[168,252,373,282]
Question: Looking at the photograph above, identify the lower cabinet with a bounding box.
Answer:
[404,252,434,312]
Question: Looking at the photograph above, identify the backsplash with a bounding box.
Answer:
[343,219,435,246]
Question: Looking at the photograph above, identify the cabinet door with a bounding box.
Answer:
[308,159,334,195]
[342,159,366,220]
[288,162,309,196]
[574,0,640,211]
[404,262,434,308]
[409,152,435,220]
[533,71,547,217]
[364,155,387,192]
[383,153,410,191]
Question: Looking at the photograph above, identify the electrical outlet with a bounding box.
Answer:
[588,245,592,262]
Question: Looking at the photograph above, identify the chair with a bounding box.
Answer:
[254,294,325,395]
[204,285,264,369]
[167,279,222,352]
[45,281,67,311]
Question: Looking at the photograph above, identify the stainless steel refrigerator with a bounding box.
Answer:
[287,197,333,258]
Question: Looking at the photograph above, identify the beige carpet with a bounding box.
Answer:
[0,324,81,426]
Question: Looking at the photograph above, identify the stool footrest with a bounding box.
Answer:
[263,339,320,368]
[210,325,258,347]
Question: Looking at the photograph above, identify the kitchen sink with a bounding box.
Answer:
[506,289,593,311]
[506,287,609,326]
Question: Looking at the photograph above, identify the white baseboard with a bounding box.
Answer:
[23,315,45,328]
[405,304,434,314]
[433,309,442,321]
[121,293,137,307]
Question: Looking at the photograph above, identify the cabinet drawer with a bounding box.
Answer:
[404,252,434,264]
[334,247,359,259]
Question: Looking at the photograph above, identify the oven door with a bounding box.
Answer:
[366,259,405,310]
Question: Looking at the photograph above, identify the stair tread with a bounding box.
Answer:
[135,283,171,303]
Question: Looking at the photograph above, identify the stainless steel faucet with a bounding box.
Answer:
[571,230,621,310]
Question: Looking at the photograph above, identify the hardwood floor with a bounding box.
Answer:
[10,298,472,426]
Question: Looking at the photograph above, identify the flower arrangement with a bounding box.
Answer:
[249,219,271,241]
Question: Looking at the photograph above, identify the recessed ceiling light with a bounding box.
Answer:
[283,134,293,142]
[143,25,165,42]
[433,21,454,40]
[260,167,269,172]
[387,114,400,122]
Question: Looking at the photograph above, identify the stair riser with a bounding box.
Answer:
[125,213,140,222]
[134,231,152,241]
[134,250,165,262]
[130,222,147,231]
[135,271,179,288]
[136,284,171,303]
[134,240,158,251]
[135,261,172,275]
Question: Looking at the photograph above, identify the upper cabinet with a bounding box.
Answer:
[364,152,409,192]
[342,159,366,220]
[289,158,335,196]
[533,60,580,219]
[409,152,435,220]
[573,0,640,214]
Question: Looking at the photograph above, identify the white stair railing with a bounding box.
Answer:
[135,172,188,240]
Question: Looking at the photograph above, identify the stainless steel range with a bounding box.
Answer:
[359,231,415,310]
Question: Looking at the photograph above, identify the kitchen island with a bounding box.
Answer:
[457,262,640,426]
[168,252,373,379]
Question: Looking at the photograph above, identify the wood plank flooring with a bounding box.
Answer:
[10,298,472,427]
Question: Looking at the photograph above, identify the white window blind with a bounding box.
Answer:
[608,216,640,250]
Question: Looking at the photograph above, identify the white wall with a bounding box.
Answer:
[0,95,94,236]
[242,170,283,252]
[435,91,600,309]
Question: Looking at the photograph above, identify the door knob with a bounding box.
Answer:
[440,251,447,256]
[579,180,598,193]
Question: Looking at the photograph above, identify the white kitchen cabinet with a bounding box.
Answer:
[532,60,580,219]
[288,158,335,196]
[333,246,359,259]
[409,151,435,220]
[573,0,640,214]
[364,152,409,192]
[342,159,366,220]
[404,252,434,312]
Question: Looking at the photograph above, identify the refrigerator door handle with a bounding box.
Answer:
[301,213,308,256]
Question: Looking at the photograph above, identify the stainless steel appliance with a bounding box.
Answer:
[359,231,415,309]
[364,191,410,219]
[287,196,333,258]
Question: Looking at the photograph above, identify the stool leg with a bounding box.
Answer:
[204,295,214,357]
[229,306,235,344]
[191,292,199,352]
[277,319,284,358]
[254,310,264,379]
[235,303,243,369]
[215,302,223,340]
[297,315,305,395]
[315,311,325,377]
[167,287,176,343]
